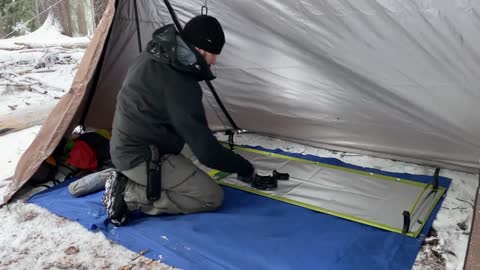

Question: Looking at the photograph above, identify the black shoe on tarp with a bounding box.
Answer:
[102,170,129,226]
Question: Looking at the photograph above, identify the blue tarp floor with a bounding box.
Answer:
[28,146,450,270]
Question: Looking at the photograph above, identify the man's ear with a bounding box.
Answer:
[190,46,216,80]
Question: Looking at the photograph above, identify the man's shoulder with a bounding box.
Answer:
[131,53,168,75]
[124,53,201,96]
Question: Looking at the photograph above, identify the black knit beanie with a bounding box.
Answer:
[182,15,225,55]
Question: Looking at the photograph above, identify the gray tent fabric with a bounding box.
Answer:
[193,146,446,237]
[201,0,480,171]
[81,0,479,171]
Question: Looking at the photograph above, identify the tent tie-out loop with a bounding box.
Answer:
[226,130,234,150]
[201,0,208,16]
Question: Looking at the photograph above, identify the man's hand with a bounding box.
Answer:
[237,170,279,190]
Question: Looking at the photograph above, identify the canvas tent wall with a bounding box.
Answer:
[2,0,480,221]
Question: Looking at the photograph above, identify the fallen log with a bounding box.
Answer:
[12,42,89,50]
[0,46,28,51]
[60,43,89,49]
[0,103,55,136]
[17,69,57,75]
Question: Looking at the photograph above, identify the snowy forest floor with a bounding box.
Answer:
[0,19,478,270]
[0,15,88,138]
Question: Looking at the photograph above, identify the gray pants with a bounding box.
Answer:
[121,149,224,215]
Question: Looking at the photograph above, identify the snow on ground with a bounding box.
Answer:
[0,201,174,270]
[0,125,40,185]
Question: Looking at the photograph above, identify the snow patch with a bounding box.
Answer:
[0,14,89,50]
[0,126,41,182]
[0,202,175,269]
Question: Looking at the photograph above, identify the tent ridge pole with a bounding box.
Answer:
[133,0,142,53]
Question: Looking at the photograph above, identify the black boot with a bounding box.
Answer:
[102,170,129,226]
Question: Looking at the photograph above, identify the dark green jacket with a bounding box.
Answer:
[110,24,253,177]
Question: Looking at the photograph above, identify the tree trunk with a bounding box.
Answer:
[35,0,41,26]
[0,23,7,38]
[92,0,108,26]
[36,0,49,26]
[58,0,73,36]
[36,0,74,36]
[77,0,87,35]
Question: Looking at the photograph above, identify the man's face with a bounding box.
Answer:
[196,48,218,65]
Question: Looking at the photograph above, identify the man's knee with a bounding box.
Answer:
[205,184,224,209]
[190,169,224,209]
[178,182,224,214]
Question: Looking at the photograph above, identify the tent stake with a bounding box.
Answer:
[402,211,411,234]
[433,168,440,191]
